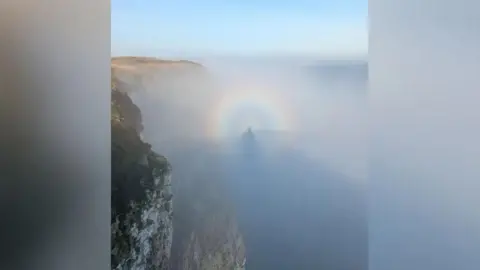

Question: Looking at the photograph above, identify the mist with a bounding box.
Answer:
[130,58,367,180]
[121,56,367,269]
[370,0,480,269]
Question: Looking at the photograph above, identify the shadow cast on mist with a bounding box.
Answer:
[228,140,367,270]
[161,135,367,270]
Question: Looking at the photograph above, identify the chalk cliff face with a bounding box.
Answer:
[111,57,245,270]
[111,81,174,270]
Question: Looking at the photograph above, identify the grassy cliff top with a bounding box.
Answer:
[111,56,203,73]
[111,56,206,93]
[112,56,202,65]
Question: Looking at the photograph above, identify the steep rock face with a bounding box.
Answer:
[111,80,173,270]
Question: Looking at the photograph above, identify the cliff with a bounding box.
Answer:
[111,57,207,95]
[111,80,173,270]
[111,57,246,270]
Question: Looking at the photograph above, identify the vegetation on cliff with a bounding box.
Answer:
[111,77,173,270]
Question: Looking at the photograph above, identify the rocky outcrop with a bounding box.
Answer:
[179,217,246,270]
[111,80,173,270]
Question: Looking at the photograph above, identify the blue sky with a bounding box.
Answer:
[112,0,367,59]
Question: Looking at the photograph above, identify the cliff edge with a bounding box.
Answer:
[111,78,173,270]
[111,57,246,270]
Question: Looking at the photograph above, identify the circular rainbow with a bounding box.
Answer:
[206,85,295,138]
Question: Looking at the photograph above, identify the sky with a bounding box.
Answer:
[111,0,367,58]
